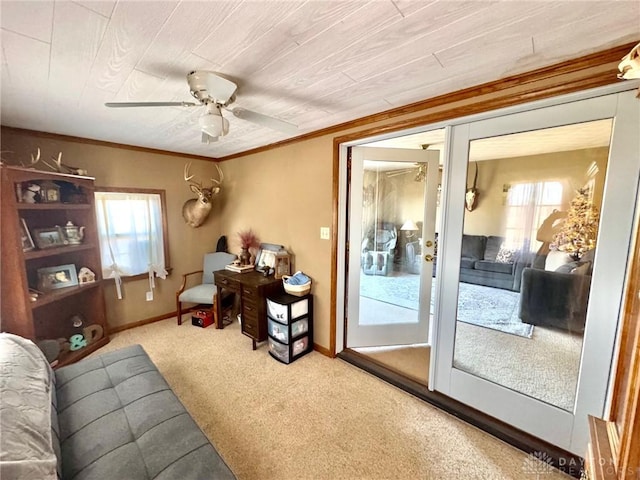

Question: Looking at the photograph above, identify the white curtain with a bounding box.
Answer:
[505,182,563,252]
[95,192,166,299]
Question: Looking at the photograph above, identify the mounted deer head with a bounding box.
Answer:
[182,162,223,228]
[465,163,479,212]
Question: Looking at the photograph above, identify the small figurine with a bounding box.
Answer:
[78,267,96,284]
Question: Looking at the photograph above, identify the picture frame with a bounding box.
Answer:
[37,264,78,291]
[19,218,35,252]
[274,252,291,279]
[255,242,285,271]
[33,226,68,249]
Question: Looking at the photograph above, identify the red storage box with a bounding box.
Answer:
[192,310,214,328]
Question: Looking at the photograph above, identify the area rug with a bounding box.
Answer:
[359,273,533,338]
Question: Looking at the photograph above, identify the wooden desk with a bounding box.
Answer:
[213,269,283,349]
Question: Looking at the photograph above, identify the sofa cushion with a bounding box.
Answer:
[460,258,477,269]
[55,345,235,480]
[0,333,59,480]
[461,235,487,260]
[474,260,514,275]
[484,236,504,261]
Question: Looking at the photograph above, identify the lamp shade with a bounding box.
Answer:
[199,104,229,138]
[400,220,418,231]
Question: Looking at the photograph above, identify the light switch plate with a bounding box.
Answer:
[320,227,330,239]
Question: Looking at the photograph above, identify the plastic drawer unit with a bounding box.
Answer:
[266,292,313,364]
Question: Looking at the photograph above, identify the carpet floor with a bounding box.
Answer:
[93,317,571,480]
[360,273,533,338]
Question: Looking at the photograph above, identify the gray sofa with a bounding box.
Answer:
[414,234,530,291]
[458,234,530,291]
[0,334,236,480]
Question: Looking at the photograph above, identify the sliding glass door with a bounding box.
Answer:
[431,90,639,454]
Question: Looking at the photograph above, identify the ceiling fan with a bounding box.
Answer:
[105,71,298,143]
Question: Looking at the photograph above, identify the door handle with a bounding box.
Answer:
[425,240,434,248]
[424,254,434,262]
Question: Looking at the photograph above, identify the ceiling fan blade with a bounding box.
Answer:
[229,107,298,135]
[201,132,218,144]
[105,101,198,108]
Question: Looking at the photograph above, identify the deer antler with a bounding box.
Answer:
[31,148,41,165]
[211,163,224,186]
[184,162,203,189]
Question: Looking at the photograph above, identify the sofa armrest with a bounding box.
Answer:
[519,267,591,332]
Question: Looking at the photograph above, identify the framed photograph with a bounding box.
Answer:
[19,218,35,252]
[33,226,68,249]
[255,242,285,271]
[37,264,78,291]
[274,252,291,279]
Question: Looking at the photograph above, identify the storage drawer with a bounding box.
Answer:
[215,276,240,293]
[267,295,309,324]
[268,335,310,364]
[242,286,259,301]
[268,317,309,344]
[268,338,290,363]
[242,317,258,336]
[242,301,259,322]
[292,336,309,356]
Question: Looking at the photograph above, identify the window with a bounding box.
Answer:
[94,188,169,298]
[504,181,563,252]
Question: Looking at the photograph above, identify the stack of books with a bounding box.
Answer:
[225,264,254,273]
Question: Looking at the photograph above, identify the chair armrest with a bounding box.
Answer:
[176,270,203,295]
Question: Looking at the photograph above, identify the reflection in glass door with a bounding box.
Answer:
[432,90,639,454]
[453,119,611,413]
[346,147,439,352]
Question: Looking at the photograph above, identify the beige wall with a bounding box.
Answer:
[1,129,222,331]
[463,147,609,236]
[217,137,334,347]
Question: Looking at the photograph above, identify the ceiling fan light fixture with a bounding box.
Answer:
[199,105,229,138]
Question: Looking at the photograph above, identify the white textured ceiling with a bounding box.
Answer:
[1,1,638,159]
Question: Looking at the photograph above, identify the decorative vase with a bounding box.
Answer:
[239,247,251,266]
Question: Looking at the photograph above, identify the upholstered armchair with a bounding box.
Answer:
[518,267,591,333]
[406,241,422,274]
[361,222,398,276]
[176,252,236,325]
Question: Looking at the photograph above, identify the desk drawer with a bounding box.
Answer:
[215,276,240,293]
[242,285,260,301]
[242,317,258,336]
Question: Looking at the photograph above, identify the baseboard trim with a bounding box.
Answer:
[314,343,334,358]
[109,311,177,334]
[338,349,584,479]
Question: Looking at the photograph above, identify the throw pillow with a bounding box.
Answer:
[555,261,580,274]
[496,246,517,264]
[545,250,573,271]
[571,262,591,275]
